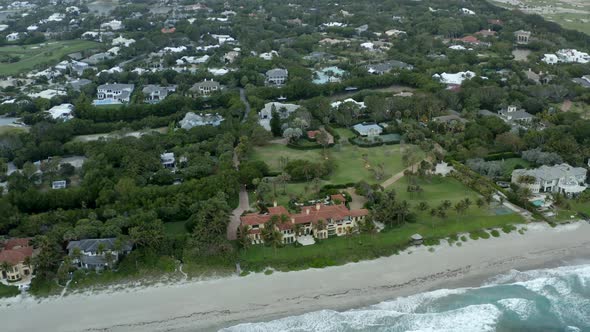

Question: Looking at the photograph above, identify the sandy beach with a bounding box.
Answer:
[1,222,590,332]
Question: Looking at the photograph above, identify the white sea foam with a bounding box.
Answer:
[496,298,536,320]
[224,264,590,332]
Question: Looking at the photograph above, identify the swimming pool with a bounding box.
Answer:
[531,199,544,207]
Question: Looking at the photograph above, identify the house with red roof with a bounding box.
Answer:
[240,197,368,245]
[0,238,34,282]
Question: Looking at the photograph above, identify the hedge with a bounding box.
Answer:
[483,152,520,161]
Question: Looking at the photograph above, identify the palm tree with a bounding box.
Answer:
[316,219,326,239]
[1,261,12,279]
[442,200,452,210]
[293,223,303,239]
[71,247,82,267]
[237,225,252,250]
[104,252,115,270]
[345,226,354,248]
[417,201,429,211]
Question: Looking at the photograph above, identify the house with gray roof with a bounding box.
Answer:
[68,78,92,92]
[67,238,133,271]
[94,83,135,105]
[353,123,383,136]
[498,105,534,123]
[142,84,176,103]
[179,112,224,130]
[265,68,288,86]
[258,102,300,130]
[573,75,590,88]
[366,60,413,75]
[511,163,587,196]
[189,80,222,96]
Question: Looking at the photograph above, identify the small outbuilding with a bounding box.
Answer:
[410,233,423,246]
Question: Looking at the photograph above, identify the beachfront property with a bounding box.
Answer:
[258,102,300,131]
[94,83,135,105]
[189,80,222,96]
[514,30,531,44]
[142,85,176,103]
[6,32,20,41]
[67,238,133,271]
[46,103,74,121]
[0,238,34,282]
[240,196,369,245]
[352,123,383,137]
[179,112,224,130]
[511,163,587,196]
[265,68,289,86]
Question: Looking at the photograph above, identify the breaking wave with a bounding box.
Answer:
[222,264,590,332]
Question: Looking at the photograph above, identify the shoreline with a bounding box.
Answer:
[1,222,590,332]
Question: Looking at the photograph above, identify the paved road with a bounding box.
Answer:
[239,88,251,123]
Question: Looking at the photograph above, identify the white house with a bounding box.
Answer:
[331,98,366,110]
[460,8,476,15]
[142,85,176,103]
[512,163,587,196]
[101,20,123,31]
[433,71,476,85]
[51,180,67,190]
[46,103,74,121]
[179,112,224,130]
[265,68,288,86]
[259,50,279,60]
[112,35,135,47]
[6,32,19,41]
[542,54,558,64]
[160,152,175,169]
[94,83,134,105]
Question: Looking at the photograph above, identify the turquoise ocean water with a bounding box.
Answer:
[222,263,590,332]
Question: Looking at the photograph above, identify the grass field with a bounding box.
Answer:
[0,40,100,76]
[0,283,19,298]
[250,136,414,205]
[490,0,590,35]
[499,158,530,177]
[251,140,408,185]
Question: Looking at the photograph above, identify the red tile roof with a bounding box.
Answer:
[0,247,33,265]
[307,130,320,139]
[330,194,346,204]
[475,29,496,37]
[3,238,31,250]
[240,203,368,229]
[457,35,480,44]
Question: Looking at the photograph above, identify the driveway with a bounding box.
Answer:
[227,186,250,240]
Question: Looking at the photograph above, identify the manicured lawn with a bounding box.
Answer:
[0,40,100,76]
[333,127,356,139]
[251,142,408,185]
[0,283,19,298]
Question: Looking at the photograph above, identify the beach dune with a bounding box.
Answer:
[1,222,590,332]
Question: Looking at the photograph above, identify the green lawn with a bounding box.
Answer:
[0,283,19,298]
[499,158,530,177]
[240,176,524,271]
[0,40,100,76]
[251,142,409,185]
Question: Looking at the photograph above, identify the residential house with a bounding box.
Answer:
[240,201,368,245]
[112,35,135,47]
[511,163,587,196]
[543,49,590,64]
[142,85,176,103]
[223,50,239,63]
[81,52,113,65]
[265,68,288,86]
[498,105,534,123]
[51,180,67,189]
[433,71,476,86]
[189,80,222,96]
[353,123,383,137]
[542,54,559,65]
[6,32,20,41]
[432,111,467,125]
[179,112,224,130]
[160,152,175,169]
[0,238,34,282]
[312,66,346,84]
[46,103,74,121]
[258,102,300,130]
[67,238,133,271]
[475,29,497,38]
[514,30,531,44]
[572,75,590,88]
[68,78,92,92]
[94,83,135,105]
[366,60,413,75]
[101,20,123,31]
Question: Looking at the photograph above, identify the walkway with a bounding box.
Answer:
[227,186,250,240]
[239,88,251,123]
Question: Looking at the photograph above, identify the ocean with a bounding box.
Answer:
[222,263,590,332]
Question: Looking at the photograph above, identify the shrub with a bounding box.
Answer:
[490,230,500,237]
[460,235,468,242]
[264,269,274,275]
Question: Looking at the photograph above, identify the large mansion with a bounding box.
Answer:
[511,163,587,196]
[0,238,34,282]
[240,195,369,245]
